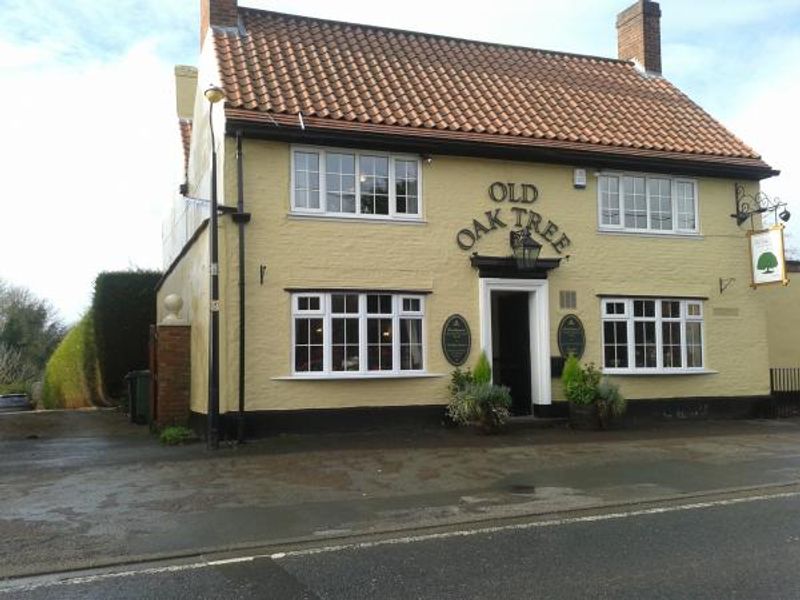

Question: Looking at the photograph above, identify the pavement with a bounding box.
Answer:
[3,409,800,581]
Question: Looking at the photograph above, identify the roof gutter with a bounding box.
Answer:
[225,116,778,181]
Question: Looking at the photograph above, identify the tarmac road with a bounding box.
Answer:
[4,487,800,599]
[6,411,800,582]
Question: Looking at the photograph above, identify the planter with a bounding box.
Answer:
[569,401,600,430]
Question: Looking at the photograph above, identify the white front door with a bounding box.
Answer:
[478,278,552,406]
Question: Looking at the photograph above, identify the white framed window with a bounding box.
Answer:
[291,146,422,220]
[291,292,426,377]
[598,173,698,234]
[601,298,705,374]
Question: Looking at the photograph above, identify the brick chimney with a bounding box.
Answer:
[200,0,238,47]
[616,0,662,74]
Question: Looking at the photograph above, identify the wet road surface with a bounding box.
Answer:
[4,488,800,599]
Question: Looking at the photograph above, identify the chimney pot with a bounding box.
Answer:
[200,0,238,48]
[616,0,662,74]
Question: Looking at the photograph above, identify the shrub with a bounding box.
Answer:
[562,358,602,405]
[92,271,161,399]
[597,377,626,420]
[159,426,196,446]
[447,381,511,432]
[448,367,474,397]
[561,355,582,390]
[473,351,492,384]
[41,314,103,409]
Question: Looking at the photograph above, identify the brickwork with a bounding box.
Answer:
[617,0,662,74]
[200,0,238,47]
[154,325,192,428]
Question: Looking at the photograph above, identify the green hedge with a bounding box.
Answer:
[41,314,102,409]
[92,271,161,398]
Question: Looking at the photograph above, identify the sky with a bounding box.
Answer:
[0,0,798,324]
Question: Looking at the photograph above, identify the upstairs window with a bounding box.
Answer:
[598,173,698,234]
[291,147,421,220]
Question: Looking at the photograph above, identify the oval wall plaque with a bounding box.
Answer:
[557,314,585,359]
[441,314,471,366]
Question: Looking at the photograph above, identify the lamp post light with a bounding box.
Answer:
[509,228,542,270]
[205,84,225,450]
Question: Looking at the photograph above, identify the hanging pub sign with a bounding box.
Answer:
[748,225,789,287]
[441,314,471,366]
[557,314,586,359]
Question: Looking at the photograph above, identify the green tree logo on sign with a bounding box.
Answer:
[757,251,779,274]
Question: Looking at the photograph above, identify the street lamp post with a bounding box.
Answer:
[205,85,225,450]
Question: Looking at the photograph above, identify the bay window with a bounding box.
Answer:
[292,292,425,376]
[602,298,704,373]
[598,173,698,234]
[292,147,421,219]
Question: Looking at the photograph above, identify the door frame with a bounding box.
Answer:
[478,278,551,406]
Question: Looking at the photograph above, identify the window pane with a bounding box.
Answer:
[326,152,356,214]
[402,298,421,312]
[309,345,323,371]
[368,317,393,371]
[294,151,319,209]
[662,322,682,368]
[295,317,323,372]
[332,316,359,371]
[600,176,620,226]
[623,176,647,229]
[634,300,655,317]
[400,318,423,370]
[634,321,656,368]
[687,303,701,317]
[661,300,680,318]
[367,294,391,314]
[686,322,703,367]
[309,319,323,345]
[332,293,358,314]
[676,181,696,230]
[395,159,419,215]
[603,321,628,368]
[360,156,390,215]
[295,319,309,344]
[648,178,672,231]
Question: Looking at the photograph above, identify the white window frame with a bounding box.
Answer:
[290,145,423,221]
[601,298,706,375]
[290,292,427,378]
[597,172,699,235]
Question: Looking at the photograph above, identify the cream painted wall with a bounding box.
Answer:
[199,139,772,413]
[764,270,800,368]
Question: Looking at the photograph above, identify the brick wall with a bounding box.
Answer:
[154,325,192,428]
[617,0,662,74]
[200,0,238,47]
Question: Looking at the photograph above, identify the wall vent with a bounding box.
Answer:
[559,290,577,310]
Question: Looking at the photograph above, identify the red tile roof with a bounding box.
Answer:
[213,9,772,172]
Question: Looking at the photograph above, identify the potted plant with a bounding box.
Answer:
[447,352,512,433]
[562,355,626,430]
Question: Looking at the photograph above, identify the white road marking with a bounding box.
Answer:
[3,489,799,594]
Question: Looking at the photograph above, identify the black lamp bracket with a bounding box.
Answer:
[732,182,789,228]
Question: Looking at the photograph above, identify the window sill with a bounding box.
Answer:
[288,213,426,225]
[597,229,702,240]
[273,372,444,381]
[602,368,718,376]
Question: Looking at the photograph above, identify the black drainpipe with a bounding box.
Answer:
[233,131,251,443]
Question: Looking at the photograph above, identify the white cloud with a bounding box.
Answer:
[0,41,178,323]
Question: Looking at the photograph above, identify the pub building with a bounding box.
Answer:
[155,0,788,438]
